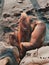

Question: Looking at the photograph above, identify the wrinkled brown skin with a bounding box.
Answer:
[8,13,46,59]
[21,21,46,50]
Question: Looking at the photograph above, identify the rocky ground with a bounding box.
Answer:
[0,0,49,65]
[0,0,49,50]
[0,0,49,44]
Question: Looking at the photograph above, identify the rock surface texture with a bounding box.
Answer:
[20,46,49,65]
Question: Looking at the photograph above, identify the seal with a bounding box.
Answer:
[8,13,46,59]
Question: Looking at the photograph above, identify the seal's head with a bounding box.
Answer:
[20,12,31,28]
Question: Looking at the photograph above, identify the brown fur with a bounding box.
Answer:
[8,13,46,59]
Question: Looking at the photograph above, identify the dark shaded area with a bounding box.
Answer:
[6,62,11,65]
[38,7,49,12]
[3,13,11,18]
[0,0,1,3]
[13,13,21,17]
[3,27,13,34]
[0,49,18,65]
[26,10,34,15]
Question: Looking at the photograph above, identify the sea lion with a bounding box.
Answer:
[21,20,46,50]
[8,13,46,59]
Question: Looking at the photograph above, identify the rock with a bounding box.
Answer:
[20,46,49,65]
[17,0,23,3]
[3,12,10,18]
[44,15,49,19]
[3,0,33,14]
[37,0,49,9]
[0,41,20,64]
[28,15,37,20]
[3,0,17,12]
[0,57,9,65]
[13,12,21,17]
[30,0,49,10]
[0,25,4,41]
[2,0,49,18]
[44,15,49,22]
[24,6,33,13]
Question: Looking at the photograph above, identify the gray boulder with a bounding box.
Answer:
[20,46,49,65]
